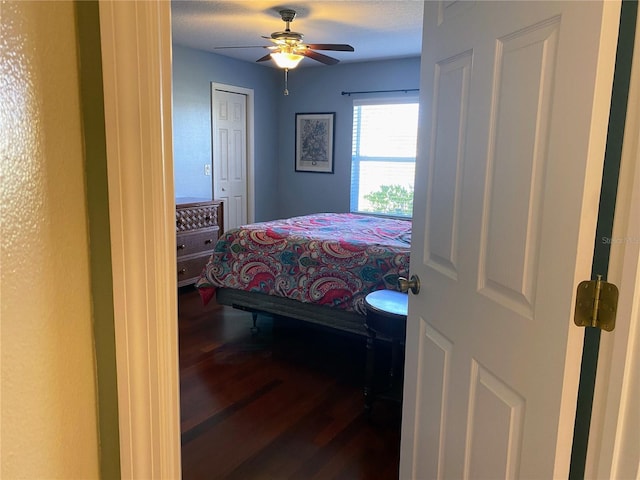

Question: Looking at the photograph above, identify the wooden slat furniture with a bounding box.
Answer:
[363,290,408,412]
[176,199,223,287]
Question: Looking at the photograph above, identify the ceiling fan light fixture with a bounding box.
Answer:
[271,51,304,69]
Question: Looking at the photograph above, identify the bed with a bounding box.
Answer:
[194,212,411,336]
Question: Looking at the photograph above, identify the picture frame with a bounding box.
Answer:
[295,112,335,173]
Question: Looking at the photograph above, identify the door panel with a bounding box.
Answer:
[426,51,471,281]
[466,359,525,479]
[478,19,558,318]
[401,1,620,479]
[411,321,452,478]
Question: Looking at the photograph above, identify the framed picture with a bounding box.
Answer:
[295,112,335,173]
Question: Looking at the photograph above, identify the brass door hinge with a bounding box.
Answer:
[574,275,619,331]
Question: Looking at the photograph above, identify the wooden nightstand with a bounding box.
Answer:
[176,200,223,287]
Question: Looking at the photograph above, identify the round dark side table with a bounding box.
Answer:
[363,289,408,413]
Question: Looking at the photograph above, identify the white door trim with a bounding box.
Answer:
[211,82,255,227]
[99,1,181,478]
[586,5,640,475]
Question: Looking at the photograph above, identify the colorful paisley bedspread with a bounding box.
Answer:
[195,213,411,315]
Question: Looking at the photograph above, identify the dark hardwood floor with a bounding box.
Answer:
[178,287,402,480]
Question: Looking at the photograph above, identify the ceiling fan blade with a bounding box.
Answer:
[301,49,339,65]
[256,53,273,62]
[305,44,354,52]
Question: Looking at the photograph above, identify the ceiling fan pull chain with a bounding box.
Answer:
[283,68,289,96]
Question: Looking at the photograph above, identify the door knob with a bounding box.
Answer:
[398,275,420,294]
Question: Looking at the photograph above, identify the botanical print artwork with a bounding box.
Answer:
[300,118,329,164]
[295,112,334,173]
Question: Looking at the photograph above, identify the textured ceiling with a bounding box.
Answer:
[171,0,424,68]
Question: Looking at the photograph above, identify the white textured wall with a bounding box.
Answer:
[1,1,100,477]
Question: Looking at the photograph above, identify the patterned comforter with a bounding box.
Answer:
[195,213,411,314]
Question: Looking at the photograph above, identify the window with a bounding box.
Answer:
[350,98,419,218]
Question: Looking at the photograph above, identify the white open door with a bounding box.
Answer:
[401,1,621,478]
[212,84,254,231]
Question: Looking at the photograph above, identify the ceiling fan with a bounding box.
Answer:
[215,8,355,94]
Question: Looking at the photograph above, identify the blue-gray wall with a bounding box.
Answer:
[172,44,421,221]
[172,44,281,221]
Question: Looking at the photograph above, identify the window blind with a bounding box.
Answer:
[350,98,419,217]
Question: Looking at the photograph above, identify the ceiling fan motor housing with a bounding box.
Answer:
[272,9,303,42]
[279,9,297,23]
[271,31,304,42]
